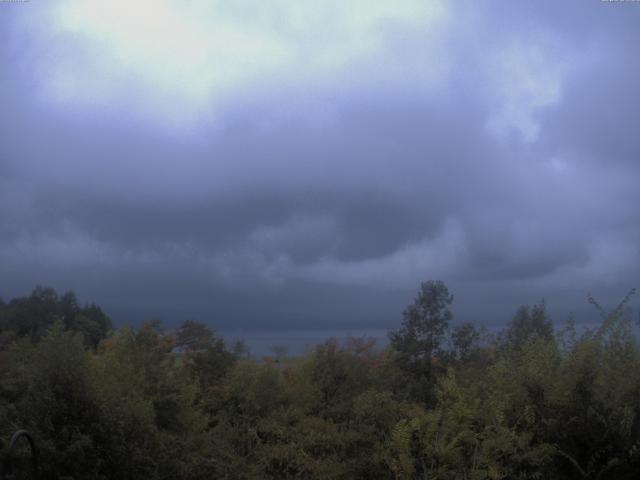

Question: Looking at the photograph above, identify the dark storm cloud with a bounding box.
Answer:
[0,0,638,330]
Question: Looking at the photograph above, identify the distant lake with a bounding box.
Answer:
[221,320,625,358]
[221,328,391,357]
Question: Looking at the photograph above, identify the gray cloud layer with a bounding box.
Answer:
[0,1,638,330]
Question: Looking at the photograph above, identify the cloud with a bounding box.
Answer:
[0,0,638,329]
[17,0,449,132]
[293,218,467,288]
[485,40,567,142]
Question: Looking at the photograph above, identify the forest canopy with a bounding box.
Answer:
[0,282,639,480]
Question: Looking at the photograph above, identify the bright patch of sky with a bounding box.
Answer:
[486,40,567,143]
[41,0,448,131]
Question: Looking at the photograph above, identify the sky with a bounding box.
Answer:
[0,0,639,333]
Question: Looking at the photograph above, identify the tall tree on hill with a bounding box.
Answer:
[389,280,453,404]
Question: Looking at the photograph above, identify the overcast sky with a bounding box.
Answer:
[0,0,638,331]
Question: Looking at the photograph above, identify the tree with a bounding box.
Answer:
[175,320,235,391]
[389,280,454,403]
[0,287,112,348]
[302,339,372,422]
[504,301,553,351]
[449,322,481,362]
[175,319,214,352]
[1,322,104,479]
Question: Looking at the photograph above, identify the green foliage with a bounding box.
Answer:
[302,339,373,421]
[175,319,237,391]
[1,285,639,479]
[450,322,482,362]
[1,322,103,479]
[389,280,454,404]
[0,287,111,348]
[503,302,553,352]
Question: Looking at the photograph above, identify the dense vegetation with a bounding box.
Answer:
[1,282,639,479]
